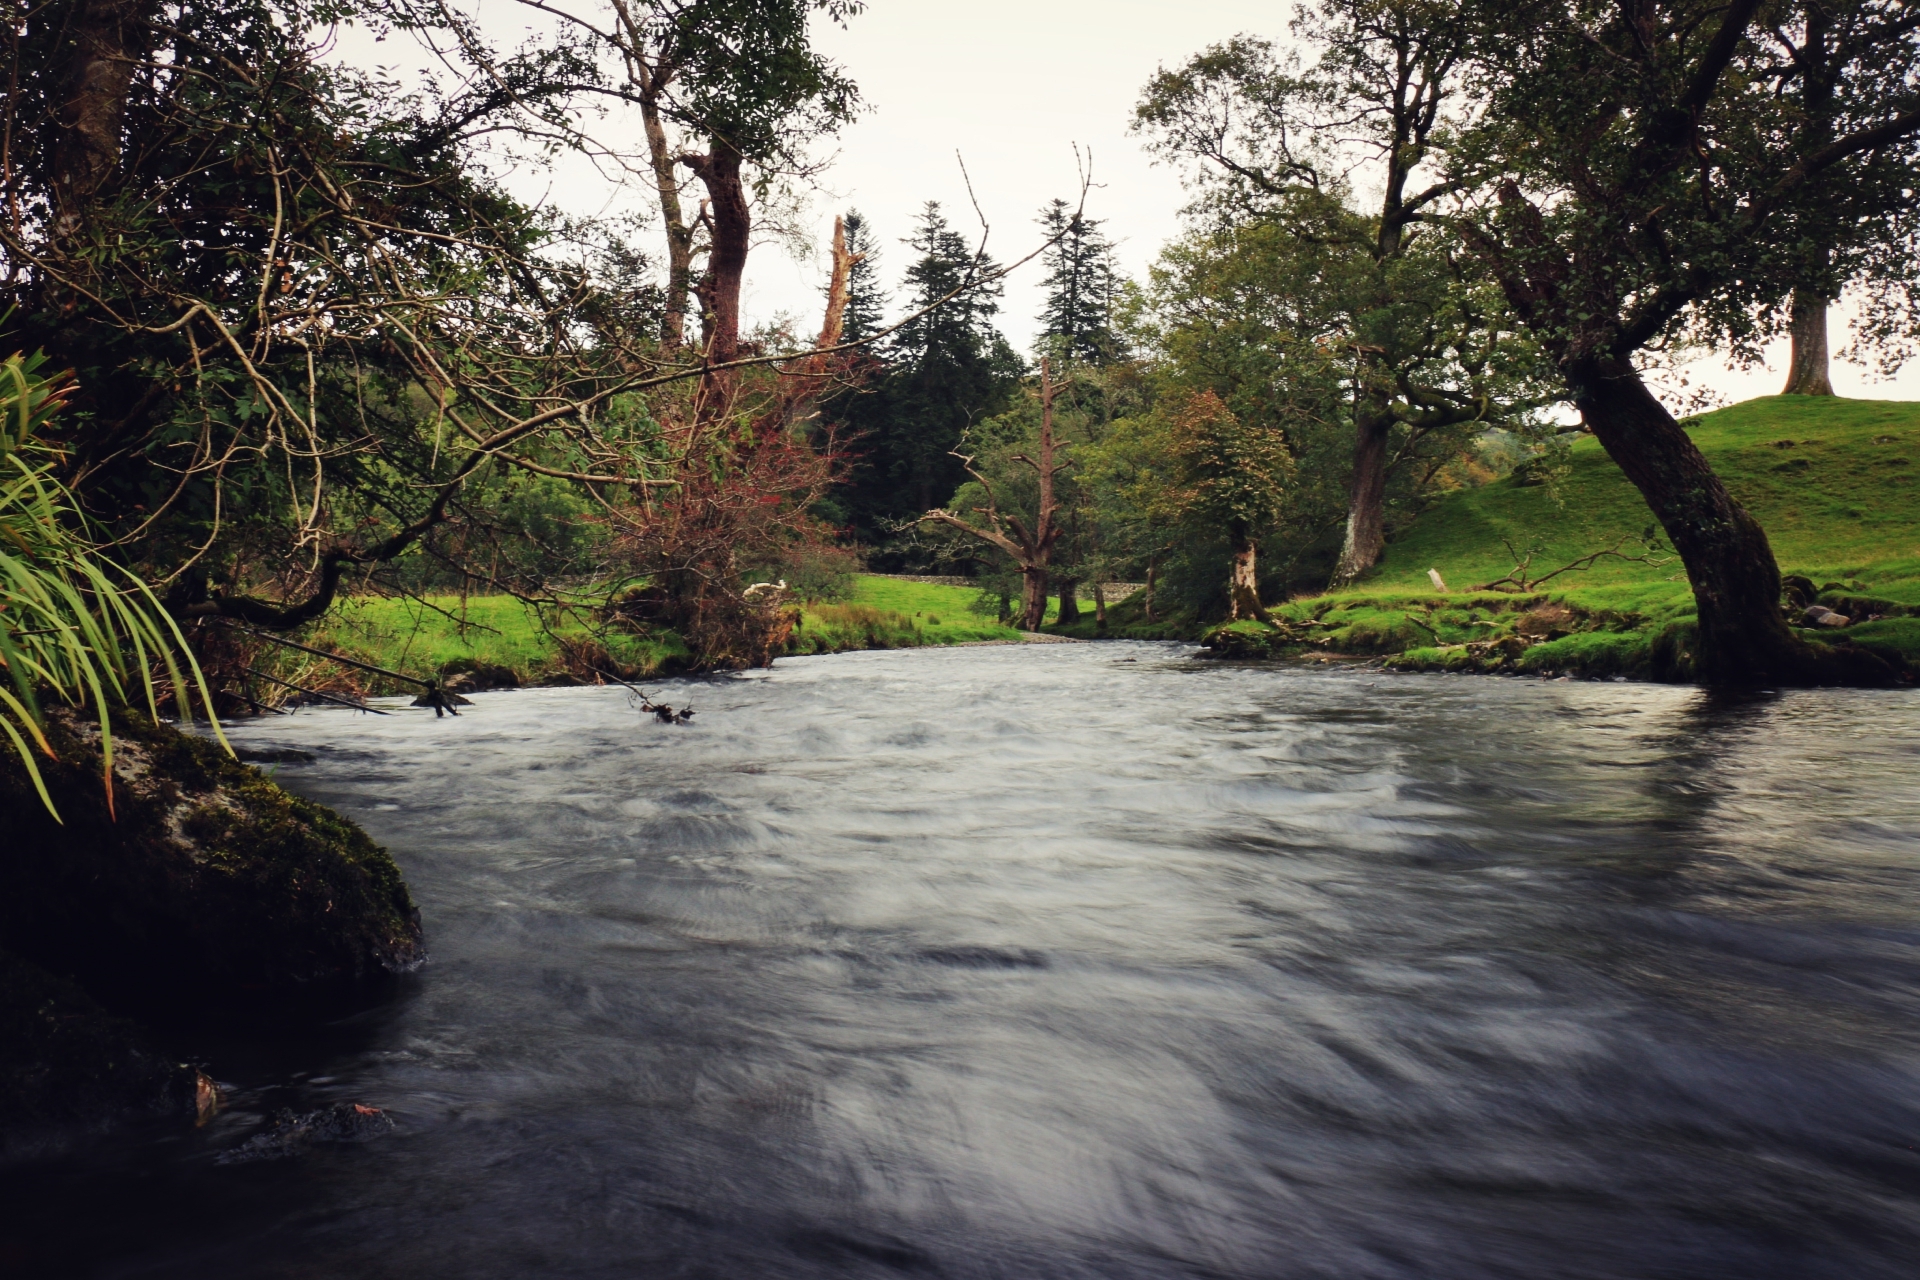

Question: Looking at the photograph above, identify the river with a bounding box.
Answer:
[9,642,1920,1277]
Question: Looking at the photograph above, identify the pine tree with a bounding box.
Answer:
[891,202,1004,361]
[1035,199,1122,364]
[840,209,886,344]
[826,202,1021,555]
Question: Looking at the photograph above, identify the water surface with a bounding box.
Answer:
[10,643,1920,1277]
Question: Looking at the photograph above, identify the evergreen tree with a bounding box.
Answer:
[891,202,1005,360]
[829,202,1022,557]
[840,210,887,344]
[1035,199,1123,363]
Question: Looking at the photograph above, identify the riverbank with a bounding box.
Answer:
[254,576,1029,698]
[1054,396,1920,680]
[243,396,1920,690]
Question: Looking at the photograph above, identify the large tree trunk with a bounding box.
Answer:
[1330,411,1393,587]
[1020,565,1049,631]
[1055,578,1080,625]
[1782,292,1835,396]
[1568,355,1888,685]
[641,95,695,351]
[682,143,749,417]
[52,0,151,227]
[1227,525,1265,621]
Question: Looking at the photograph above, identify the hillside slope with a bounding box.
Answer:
[1370,396,1920,602]
[1195,396,1920,678]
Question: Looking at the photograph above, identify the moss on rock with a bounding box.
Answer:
[0,707,422,1015]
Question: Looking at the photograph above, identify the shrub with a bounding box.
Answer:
[0,355,220,816]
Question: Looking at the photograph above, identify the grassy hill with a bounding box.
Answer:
[1088,396,1920,677]
[1367,395,1920,601]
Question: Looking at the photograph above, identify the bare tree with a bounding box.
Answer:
[919,358,1071,631]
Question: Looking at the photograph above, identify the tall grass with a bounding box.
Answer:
[0,354,222,818]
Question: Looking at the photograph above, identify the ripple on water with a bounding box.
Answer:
[7,643,1920,1279]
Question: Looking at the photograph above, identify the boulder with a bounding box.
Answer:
[0,949,215,1159]
[0,707,423,1017]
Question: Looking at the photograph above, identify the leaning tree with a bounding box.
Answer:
[1446,0,1920,684]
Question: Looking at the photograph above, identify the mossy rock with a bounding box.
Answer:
[0,707,422,1015]
[0,949,214,1159]
[1202,621,1304,659]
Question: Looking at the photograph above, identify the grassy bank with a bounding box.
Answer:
[787,577,1026,654]
[1192,396,1920,678]
[267,576,1023,695]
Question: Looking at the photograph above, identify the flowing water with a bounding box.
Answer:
[9,642,1920,1278]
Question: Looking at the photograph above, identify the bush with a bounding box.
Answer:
[0,355,220,815]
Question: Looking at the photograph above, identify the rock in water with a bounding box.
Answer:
[215,1102,395,1165]
[0,708,424,1016]
[0,950,216,1160]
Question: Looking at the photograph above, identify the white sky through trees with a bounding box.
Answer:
[356,1,1917,407]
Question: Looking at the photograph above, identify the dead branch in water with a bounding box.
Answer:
[591,666,696,724]
[242,668,391,716]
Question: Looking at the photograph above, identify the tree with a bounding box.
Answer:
[1122,217,1386,605]
[1448,0,1920,683]
[919,359,1072,629]
[832,202,1021,548]
[1035,199,1122,363]
[1168,392,1297,619]
[1136,13,1549,589]
[1774,1,1888,397]
[591,0,861,414]
[5,0,673,631]
[2,0,881,679]
[839,209,887,343]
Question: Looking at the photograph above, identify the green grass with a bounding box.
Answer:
[278,576,1024,692]
[790,577,1023,653]
[1363,396,1920,602]
[1232,396,1920,677]
[300,594,686,689]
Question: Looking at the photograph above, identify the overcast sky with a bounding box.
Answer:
[348,1,1918,407]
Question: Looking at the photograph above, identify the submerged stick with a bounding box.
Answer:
[223,625,435,689]
[243,667,392,716]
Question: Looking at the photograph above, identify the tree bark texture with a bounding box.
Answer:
[1228,524,1265,621]
[1092,581,1107,627]
[682,144,749,417]
[641,95,695,350]
[1020,568,1049,632]
[1330,411,1393,586]
[53,0,151,224]
[1567,355,1886,685]
[1782,292,1835,396]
